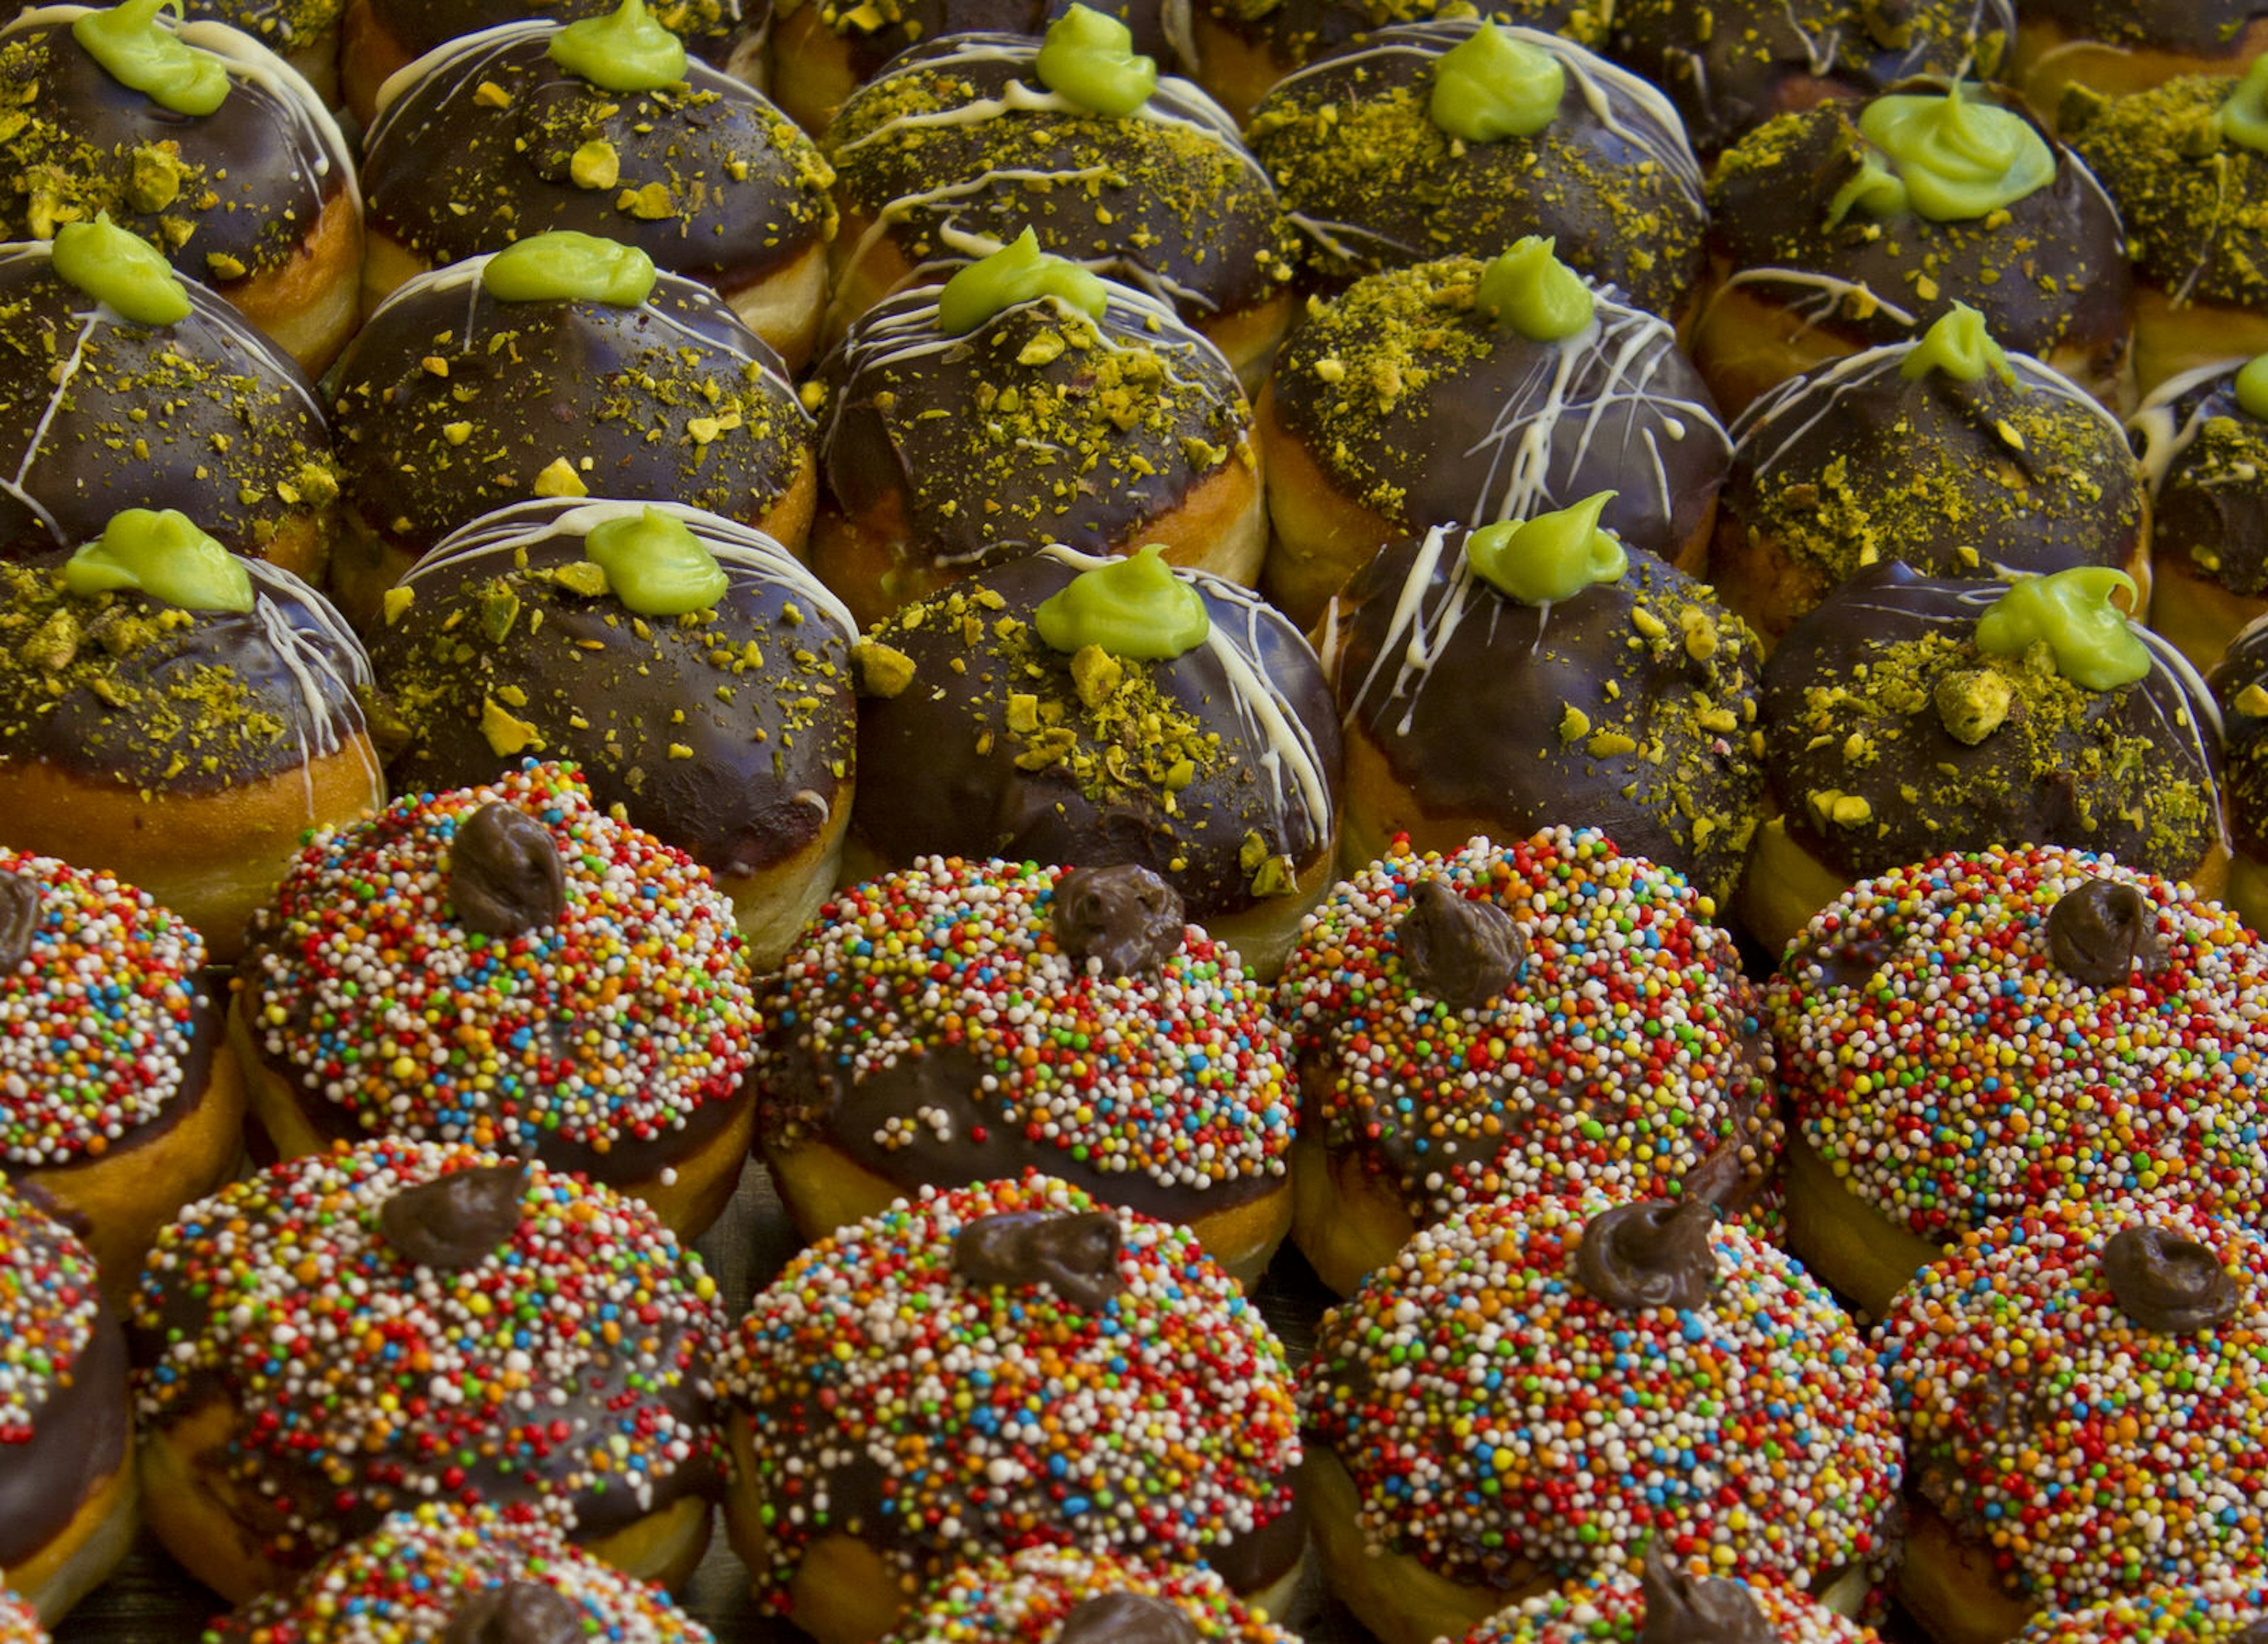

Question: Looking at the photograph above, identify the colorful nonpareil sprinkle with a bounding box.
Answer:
[890,1547,1299,1644]
[0,1587,42,1644]
[2010,1581,2268,1644]
[0,1183,100,1440]
[1461,1561,1885,1644]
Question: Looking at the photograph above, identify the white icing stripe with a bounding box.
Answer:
[1710,266,1921,334]
[2130,359,2251,494]
[239,558,383,815]
[368,17,537,125]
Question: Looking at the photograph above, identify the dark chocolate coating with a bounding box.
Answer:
[1707,89,2130,365]
[1244,19,1706,314]
[2046,877,2163,987]
[1324,534,1764,906]
[851,549,1341,920]
[825,35,1299,327]
[363,27,830,288]
[0,246,333,562]
[2135,366,2268,599]
[377,1161,530,1268]
[2210,619,2268,860]
[1057,1593,1199,1644]
[816,285,1252,576]
[1194,0,1603,83]
[0,562,369,796]
[0,14,341,285]
[181,0,340,53]
[1396,879,1524,1009]
[0,1296,126,1571]
[2100,1224,2241,1334]
[2019,0,2268,56]
[1637,1538,1775,1644]
[360,0,764,68]
[1760,561,2224,882]
[1573,1199,1719,1312]
[327,266,812,557]
[793,0,1175,90]
[1270,257,1729,559]
[443,1583,587,1644]
[367,501,854,879]
[951,1209,1127,1310]
[1607,0,2016,156]
[1051,863,1187,974]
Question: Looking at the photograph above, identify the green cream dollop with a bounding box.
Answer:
[1474,237,1595,342]
[936,229,1109,335]
[1900,303,2020,386]
[481,232,658,306]
[1034,544,1210,660]
[1853,83,2057,223]
[1428,23,1564,144]
[2221,56,2268,155]
[1465,492,1628,606]
[1973,567,2149,691]
[548,0,689,92]
[581,507,729,616]
[63,509,253,612]
[73,0,230,116]
[1034,4,1156,118]
[2236,353,2268,420]
[51,212,190,325]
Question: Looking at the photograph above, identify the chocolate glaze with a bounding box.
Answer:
[367,498,856,879]
[449,803,568,936]
[181,0,340,54]
[952,1209,1127,1309]
[443,1583,586,1644]
[363,26,830,288]
[0,243,333,562]
[1195,0,1600,82]
[0,877,38,974]
[795,0,1175,94]
[1058,1593,1198,1644]
[1245,20,1705,312]
[1608,0,2016,156]
[327,262,811,558]
[1637,1539,1774,1644]
[1760,561,2224,882]
[378,1161,530,1268]
[2047,876,2164,987]
[0,9,346,284]
[1396,879,1524,1009]
[1321,531,1764,906]
[2020,0,2268,56]
[2210,618,2268,860]
[2134,365,2268,599]
[1706,88,2131,366]
[0,559,373,795]
[1052,863,1186,974]
[0,1296,126,1570]
[851,546,1341,920]
[360,0,763,67]
[1573,1198,1719,1312]
[2101,1224,2241,1333]
[826,35,1298,327]
[816,282,1252,576]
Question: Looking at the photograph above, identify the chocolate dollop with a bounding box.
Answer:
[952,1210,1128,1311]
[1399,879,1526,1008]
[441,1583,586,1644]
[377,1162,529,1271]
[1636,1537,1775,1644]
[2101,1224,2240,1335]
[450,803,567,937]
[1052,864,1186,976]
[1056,1592,1201,1644]
[1575,1199,1720,1312]
[2047,878,2164,989]
[0,876,40,972]
[2230,1616,2268,1644]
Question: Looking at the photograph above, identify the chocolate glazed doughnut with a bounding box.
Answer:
[2012,0,2268,118]
[2134,361,2268,671]
[181,0,343,103]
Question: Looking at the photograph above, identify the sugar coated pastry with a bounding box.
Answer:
[2010,0,2268,116]
[0,220,335,577]
[2135,356,2268,670]
[718,1175,1307,1644]
[1454,1549,1891,1644]
[131,1138,726,1604]
[0,1,362,370]
[363,498,858,968]
[886,1548,1304,1644]
[206,1502,716,1644]
[1770,844,2268,1312]
[360,4,833,368]
[1695,83,2131,417]
[1878,1200,2268,1644]
[0,515,380,962]
[0,849,243,1302]
[819,17,1299,389]
[1742,564,2225,952]
[0,1184,132,1625]
[1300,1194,1904,1644]
[1245,20,1706,318]
[848,544,1340,976]
[2006,1581,2268,1644]
[1259,245,1729,627]
[1317,511,1763,902]
[810,249,1262,629]
[1276,831,1780,1297]
[234,762,762,1236]
[1716,305,2150,644]
[325,233,815,627]
[758,856,1296,1281]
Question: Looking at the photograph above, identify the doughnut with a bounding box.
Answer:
[809,250,1263,629]
[1878,1199,2268,1644]
[1694,82,2132,418]
[359,4,833,369]
[233,761,762,1237]
[2211,614,2268,925]
[1767,844,2268,1313]
[1454,1548,1889,1644]
[819,18,1299,389]
[325,233,817,627]
[2133,357,2268,670]
[1299,1194,1904,1644]
[1274,831,1781,1297]
[888,1547,1303,1644]
[757,856,1297,1282]
[2009,1,2268,118]
[0,1,362,371]
[848,544,1341,977]
[0,218,335,579]
[2007,1581,2268,1644]
[1315,510,1762,899]
[363,498,858,968]
[1259,245,1730,627]
[1244,20,1706,318]
[181,0,340,101]
[1742,563,2225,952]
[0,1185,133,1625]
[0,513,381,962]
[1715,304,2151,644]
[129,1137,726,1604]
[0,849,244,1303]
[207,1502,716,1644]
[717,1174,1308,1644]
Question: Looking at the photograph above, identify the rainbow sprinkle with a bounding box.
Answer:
[1461,1561,1885,1644]
[892,1547,1301,1644]
[2010,1580,2268,1644]
[0,1183,100,1442]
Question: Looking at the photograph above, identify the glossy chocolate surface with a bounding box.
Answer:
[363,0,762,67]
[0,1298,126,1569]
[2134,364,2268,598]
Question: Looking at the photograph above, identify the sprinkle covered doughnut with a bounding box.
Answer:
[130,1137,727,1606]
[0,1593,43,1644]
[718,1174,1307,1644]
[1768,845,2268,1313]
[888,1547,1305,1644]
[234,761,763,1236]
[1456,1552,1892,1644]
[1275,831,1780,1296]
[2006,1583,2268,1644]
[757,856,1297,1280]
